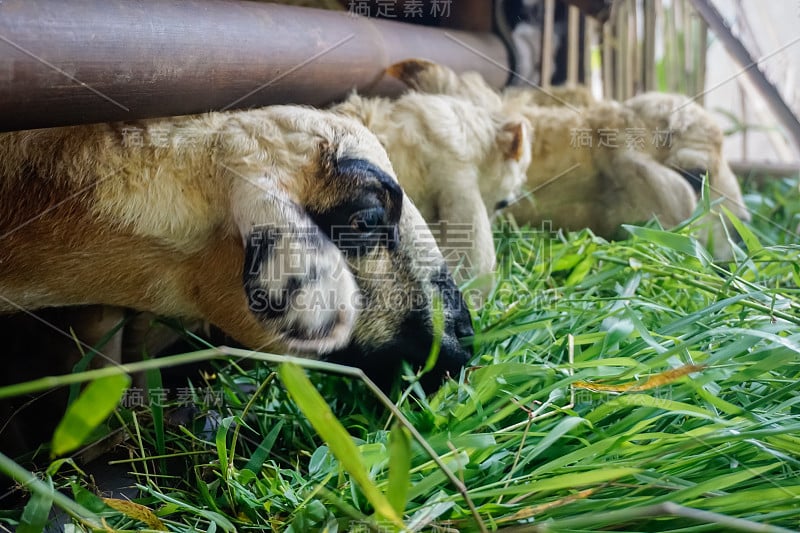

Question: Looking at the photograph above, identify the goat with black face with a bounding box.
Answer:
[0,106,473,390]
[303,157,474,389]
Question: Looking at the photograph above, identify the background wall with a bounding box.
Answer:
[702,0,800,162]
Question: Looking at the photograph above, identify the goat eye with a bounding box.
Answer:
[349,207,385,232]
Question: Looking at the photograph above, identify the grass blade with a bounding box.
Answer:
[51,373,130,457]
[17,476,53,533]
[278,362,404,529]
[386,422,412,516]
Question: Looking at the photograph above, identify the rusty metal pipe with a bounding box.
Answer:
[0,0,509,132]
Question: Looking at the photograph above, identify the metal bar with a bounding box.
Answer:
[436,0,493,32]
[0,0,509,132]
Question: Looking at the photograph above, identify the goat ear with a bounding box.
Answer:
[498,121,527,162]
[386,58,444,91]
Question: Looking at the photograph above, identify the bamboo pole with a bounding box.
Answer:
[628,0,638,97]
[584,15,594,85]
[616,0,628,100]
[602,18,614,99]
[567,5,581,85]
[683,0,693,93]
[643,0,656,91]
[696,12,708,103]
[541,0,556,89]
[666,1,680,92]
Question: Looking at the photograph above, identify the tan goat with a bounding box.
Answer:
[0,106,474,385]
[390,59,751,259]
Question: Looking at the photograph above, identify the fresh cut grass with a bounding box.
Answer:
[1,177,799,532]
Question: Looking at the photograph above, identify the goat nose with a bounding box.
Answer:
[424,265,474,386]
[453,301,474,350]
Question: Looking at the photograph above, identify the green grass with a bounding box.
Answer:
[2,177,800,532]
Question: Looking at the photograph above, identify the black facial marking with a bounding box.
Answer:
[676,167,708,193]
[285,276,303,297]
[242,227,307,320]
[243,227,279,280]
[326,264,474,393]
[431,264,474,342]
[309,157,403,257]
[336,157,403,224]
[247,288,287,319]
